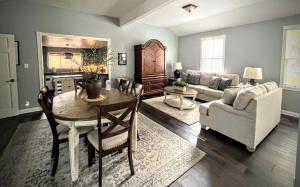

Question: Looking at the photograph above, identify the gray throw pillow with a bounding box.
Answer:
[187,73,201,85]
[181,72,188,82]
[218,78,232,91]
[208,76,222,89]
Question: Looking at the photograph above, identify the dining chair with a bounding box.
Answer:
[118,79,131,93]
[129,82,143,141]
[87,99,138,187]
[38,86,93,176]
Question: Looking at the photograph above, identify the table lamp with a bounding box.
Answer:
[243,67,263,85]
[173,62,182,79]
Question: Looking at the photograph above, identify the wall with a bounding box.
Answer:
[0,0,178,110]
[178,15,300,113]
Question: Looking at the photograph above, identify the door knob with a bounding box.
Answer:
[6,79,15,83]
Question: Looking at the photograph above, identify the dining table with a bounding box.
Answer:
[52,88,138,182]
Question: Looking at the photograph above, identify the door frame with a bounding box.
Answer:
[36,32,112,89]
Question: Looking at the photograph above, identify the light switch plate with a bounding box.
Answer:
[24,64,29,68]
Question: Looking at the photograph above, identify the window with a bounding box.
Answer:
[48,52,82,71]
[281,25,300,91]
[200,35,225,73]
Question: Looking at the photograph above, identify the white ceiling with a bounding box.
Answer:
[11,0,300,36]
[153,0,300,36]
[139,0,264,27]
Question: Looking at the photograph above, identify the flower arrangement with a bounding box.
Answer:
[174,81,188,87]
[174,81,188,92]
[79,48,115,77]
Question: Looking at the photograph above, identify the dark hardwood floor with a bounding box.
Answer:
[140,101,298,187]
[0,101,298,187]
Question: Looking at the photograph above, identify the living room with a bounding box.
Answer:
[0,0,300,186]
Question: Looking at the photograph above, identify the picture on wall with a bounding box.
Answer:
[118,53,127,65]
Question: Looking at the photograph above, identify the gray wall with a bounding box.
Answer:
[178,15,300,113]
[0,0,178,110]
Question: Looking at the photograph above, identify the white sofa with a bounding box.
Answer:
[200,84,282,152]
[184,70,240,102]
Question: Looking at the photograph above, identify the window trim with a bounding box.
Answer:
[200,35,226,74]
[280,24,300,92]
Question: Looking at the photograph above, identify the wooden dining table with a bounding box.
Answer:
[52,88,138,182]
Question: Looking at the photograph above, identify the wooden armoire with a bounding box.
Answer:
[134,39,167,96]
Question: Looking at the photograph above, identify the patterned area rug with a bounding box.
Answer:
[143,96,201,125]
[0,113,205,187]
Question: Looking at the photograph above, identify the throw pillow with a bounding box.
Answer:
[263,81,278,92]
[220,74,240,86]
[233,85,267,110]
[218,78,232,91]
[222,88,240,105]
[200,72,216,86]
[208,76,222,89]
[187,73,201,85]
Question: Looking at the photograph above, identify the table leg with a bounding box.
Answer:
[163,91,167,103]
[132,112,138,152]
[180,96,183,110]
[68,122,80,182]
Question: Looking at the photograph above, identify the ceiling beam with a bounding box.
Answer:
[120,0,176,27]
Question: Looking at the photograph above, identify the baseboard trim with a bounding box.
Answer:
[281,110,299,118]
[19,107,42,115]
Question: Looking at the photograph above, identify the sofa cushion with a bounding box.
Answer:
[222,88,240,105]
[200,72,216,86]
[187,84,208,93]
[263,81,278,92]
[218,78,232,91]
[219,74,240,86]
[187,73,201,85]
[200,86,223,98]
[208,76,222,89]
[233,85,267,110]
[182,72,188,82]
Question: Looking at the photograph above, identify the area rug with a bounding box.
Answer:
[143,96,201,125]
[0,113,205,187]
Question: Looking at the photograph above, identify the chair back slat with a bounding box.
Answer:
[38,86,59,138]
[97,99,138,150]
[130,82,143,99]
[118,79,131,93]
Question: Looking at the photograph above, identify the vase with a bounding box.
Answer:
[85,79,102,99]
[175,86,186,92]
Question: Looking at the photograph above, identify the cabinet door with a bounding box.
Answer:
[143,48,156,76]
[155,48,165,75]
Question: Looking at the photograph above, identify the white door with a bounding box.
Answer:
[0,34,19,118]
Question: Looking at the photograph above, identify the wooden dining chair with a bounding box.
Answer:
[38,86,93,176]
[129,82,143,140]
[87,99,138,187]
[118,79,131,93]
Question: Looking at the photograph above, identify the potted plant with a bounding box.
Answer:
[174,81,188,92]
[79,48,115,99]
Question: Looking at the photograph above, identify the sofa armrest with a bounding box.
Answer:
[210,100,255,120]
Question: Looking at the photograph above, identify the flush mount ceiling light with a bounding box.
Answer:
[182,3,198,13]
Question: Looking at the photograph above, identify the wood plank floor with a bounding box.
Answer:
[139,101,298,187]
[0,101,298,187]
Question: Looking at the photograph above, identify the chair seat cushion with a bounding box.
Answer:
[57,125,94,140]
[87,125,128,151]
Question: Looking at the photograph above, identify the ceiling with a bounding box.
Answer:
[141,0,300,36]
[12,0,300,36]
[42,36,108,49]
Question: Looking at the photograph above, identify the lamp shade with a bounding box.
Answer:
[173,62,182,70]
[243,67,263,80]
